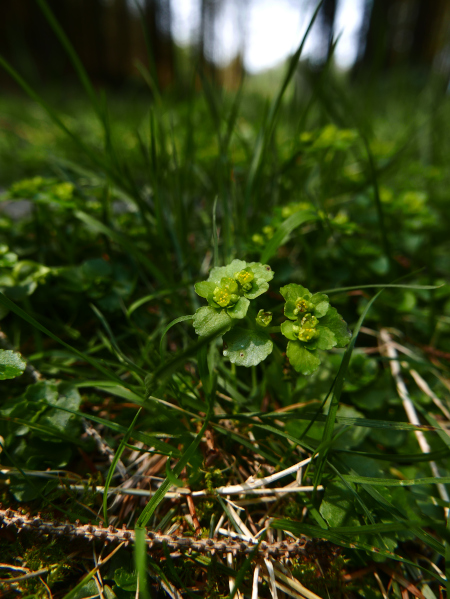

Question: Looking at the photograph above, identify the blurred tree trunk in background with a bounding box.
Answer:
[410,0,450,70]
[355,0,396,74]
[105,0,131,85]
[0,0,175,89]
[145,0,175,89]
[1,0,450,90]
[354,0,450,79]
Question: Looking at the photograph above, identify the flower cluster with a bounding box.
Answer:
[191,260,350,373]
[193,260,274,337]
[280,284,351,375]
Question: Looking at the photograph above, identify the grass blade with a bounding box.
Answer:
[0,292,121,385]
[260,210,318,264]
[227,537,264,599]
[159,315,194,358]
[35,0,100,116]
[136,405,212,528]
[314,289,385,487]
[103,408,141,525]
[213,195,219,267]
[246,0,323,203]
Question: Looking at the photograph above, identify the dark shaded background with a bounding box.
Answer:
[1,0,450,90]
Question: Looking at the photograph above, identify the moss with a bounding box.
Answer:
[0,534,76,597]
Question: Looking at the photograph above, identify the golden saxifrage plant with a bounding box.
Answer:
[192,259,351,375]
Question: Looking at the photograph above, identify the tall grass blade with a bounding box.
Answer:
[212,196,219,267]
[35,0,100,115]
[134,526,150,599]
[246,0,323,203]
[314,289,385,487]
[260,210,318,263]
[90,304,147,378]
[136,405,212,527]
[103,408,141,525]
[74,210,167,283]
[159,315,194,358]
[0,292,122,384]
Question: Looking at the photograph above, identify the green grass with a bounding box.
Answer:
[1,3,450,597]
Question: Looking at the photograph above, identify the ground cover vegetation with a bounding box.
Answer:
[1,3,450,598]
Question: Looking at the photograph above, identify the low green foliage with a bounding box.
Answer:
[0,349,26,380]
[193,262,351,373]
[0,3,449,596]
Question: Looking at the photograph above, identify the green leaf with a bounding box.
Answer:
[247,262,275,282]
[25,380,58,403]
[227,296,250,319]
[318,307,351,347]
[207,259,247,284]
[315,326,337,350]
[193,306,232,337]
[0,349,26,380]
[0,252,18,268]
[311,293,330,317]
[320,481,360,528]
[244,278,269,300]
[280,283,309,303]
[286,341,321,375]
[114,567,137,592]
[281,320,298,341]
[194,280,216,300]
[40,384,82,436]
[223,327,273,367]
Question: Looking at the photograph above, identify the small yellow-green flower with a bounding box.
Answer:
[297,327,319,342]
[280,283,352,376]
[213,277,240,307]
[292,321,319,342]
[301,313,319,328]
[235,269,254,292]
[293,297,315,316]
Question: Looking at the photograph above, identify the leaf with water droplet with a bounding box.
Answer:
[223,327,273,367]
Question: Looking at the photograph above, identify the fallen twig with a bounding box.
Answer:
[0,506,312,558]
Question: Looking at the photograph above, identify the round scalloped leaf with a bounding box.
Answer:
[193,306,232,337]
[247,262,274,283]
[244,279,269,300]
[317,307,352,347]
[223,328,273,367]
[281,320,298,341]
[286,342,321,376]
[194,281,216,301]
[227,297,250,319]
[280,283,310,303]
[315,326,337,350]
[0,349,26,380]
[311,293,330,317]
[207,259,247,285]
